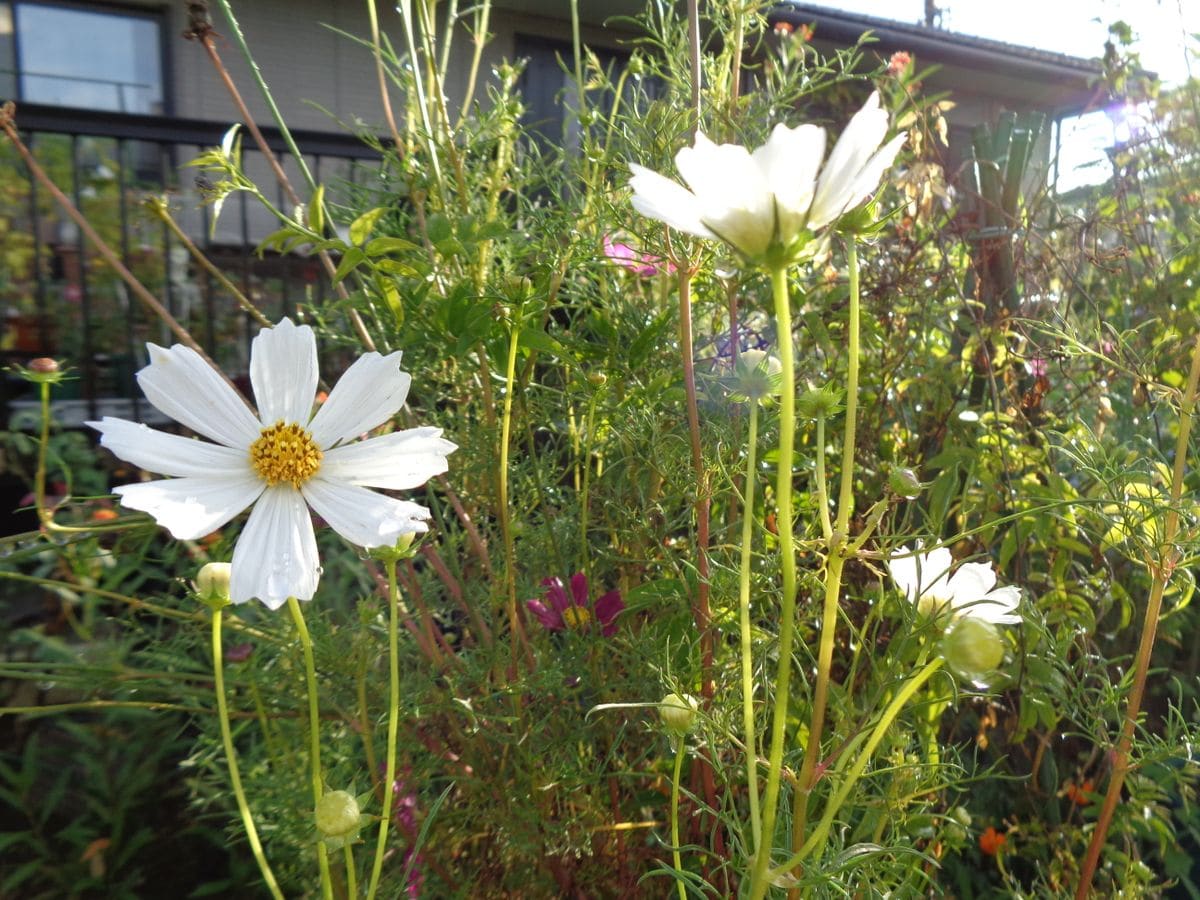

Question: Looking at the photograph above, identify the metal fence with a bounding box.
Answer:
[1,102,380,424]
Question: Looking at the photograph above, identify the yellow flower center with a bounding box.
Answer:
[249,421,323,487]
[561,606,591,629]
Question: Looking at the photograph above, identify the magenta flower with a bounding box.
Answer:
[526,573,624,637]
[603,234,674,277]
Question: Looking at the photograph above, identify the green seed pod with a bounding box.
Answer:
[315,790,361,840]
[942,617,1005,685]
[659,693,699,736]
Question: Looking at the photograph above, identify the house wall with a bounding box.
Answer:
[83,1,630,133]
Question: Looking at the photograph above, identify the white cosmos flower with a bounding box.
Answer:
[629,91,906,262]
[89,319,456,609]
[888,544,1021,625]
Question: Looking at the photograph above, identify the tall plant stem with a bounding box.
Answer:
[670,738,689,900]
[676,268,719,838]
[367,556,404,900]
[498,319,529,670]
[792,240,862,852]
[1076,330,1200,897]
[189,6,375,352]
[287,597,334,900]
[748,265,800,900]
[212,608,285,900]
[773,658,945,875]
[738,402,763,854]
[367,0,405,150]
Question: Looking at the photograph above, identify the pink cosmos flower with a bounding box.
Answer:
[602,234,674,277]
[526,572,624,637]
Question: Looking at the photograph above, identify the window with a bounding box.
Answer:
[2,1,164,114]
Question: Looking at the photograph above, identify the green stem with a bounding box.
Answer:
[748,266,799,899]
[1076,329,1200,898]
[792,240,863,850]
[211,608,285,900]
[498,316,526,668]
[773,658,945,875]
[344,844,358,898]
[366,557,403,900]
[287,597,333,900]
[738,402,763,854]
[579,389,601,576]
[813,412,833,540]
[670,737,688,900]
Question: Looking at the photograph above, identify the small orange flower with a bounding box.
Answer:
[979,826,1006,856]
[1065,779,1094,806]
[773,20,794,37]
[91,508,118,522]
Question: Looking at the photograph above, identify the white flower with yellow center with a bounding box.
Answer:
[89,319,456,608]
[629,91,906,263]
[888,544,1021,625]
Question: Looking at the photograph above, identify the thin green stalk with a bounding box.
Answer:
[213,608,284,900]
[773,658,945,874]
[738,402,763,854]
[210,0,317,193]
[1076,329,1200,898]
[395,0,444,185]
[748,266,800,899]
[579,389,601,577]
[813,412,833,540]
[367,0,405,150]
[287,597,333,900]
[670,737,688,900]
[344,843,358,898]
[498,317,527,667]
[569,0,586,120]
[367,556,403,900]
[455,0,492,129]
[793,240,863,850]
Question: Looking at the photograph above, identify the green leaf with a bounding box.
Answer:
[349,207,387,246]
[373,258,421,278]
[365,236,419,256]
[333,247,366,283]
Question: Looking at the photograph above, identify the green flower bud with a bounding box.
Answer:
[888,467,923,499]
[195,562,232,607]
[942,617,1005,685]
[731,349,783,404]
[659,692,699,736]
[796,383,844,420]
[315,790,361,840]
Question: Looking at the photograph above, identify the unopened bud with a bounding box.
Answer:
[195,562,232,606]
[888,467,923,499]
[659,692,699,736]
[942,617,1005,685]
[315,790,361,839]
[29,358,59,374]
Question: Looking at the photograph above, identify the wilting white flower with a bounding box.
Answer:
[629,91,906,263]
[90,319,456,608]
[888,544,1020,624]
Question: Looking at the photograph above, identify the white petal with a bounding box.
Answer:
[887,545,921,602]
[810,91,890,228]
[307,351,411,448]
[302,477,430,549]
[321,427,456,489]
[816,131,907,228]
[976,586,1022,624]
[752,123,825,237]
[629,164,716,239]
[114,475,262,540]
[250,318,319,426]
[676,134,774,256]
[137,343,261,448]
[230,485,319,608]
[90,417,252,478]
[947,562,998,601]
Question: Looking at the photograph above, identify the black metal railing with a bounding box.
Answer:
[2,103,381,424]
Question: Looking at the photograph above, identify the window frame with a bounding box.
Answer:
[9,0,171,116]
